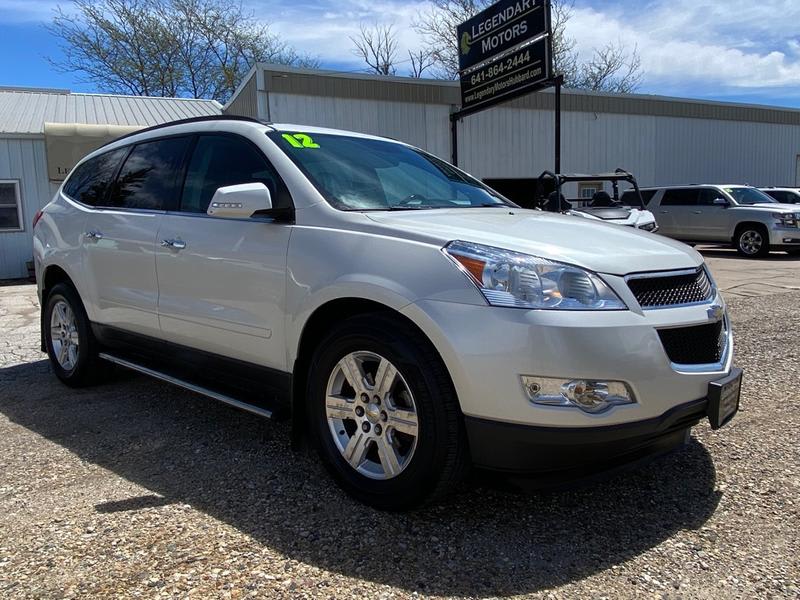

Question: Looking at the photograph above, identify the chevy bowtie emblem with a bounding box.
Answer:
[707,305,724,321]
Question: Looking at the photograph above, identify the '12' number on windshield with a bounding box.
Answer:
[282,133,320,148]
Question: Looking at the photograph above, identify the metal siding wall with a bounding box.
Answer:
[652,117,800,187]
[268,93,451,159]
[225,76,258,118]
[261,89,800,191]
[0,137,51,279]
[456,108,660,184]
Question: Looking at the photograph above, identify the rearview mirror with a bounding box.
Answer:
[207,183,272,219]
[713,198,729,207]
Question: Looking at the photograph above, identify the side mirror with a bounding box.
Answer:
[207,183,272,219]
[713,198,730,207]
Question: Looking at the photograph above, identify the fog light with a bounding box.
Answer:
[521,376,635,414]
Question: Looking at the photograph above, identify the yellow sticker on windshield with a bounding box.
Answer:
[282,133,320,148]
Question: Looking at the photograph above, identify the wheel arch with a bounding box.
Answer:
[39,264,80,352]
[289,297,457,446]
[732,220,768,241]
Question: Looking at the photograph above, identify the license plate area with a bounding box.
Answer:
[707,367,742,429]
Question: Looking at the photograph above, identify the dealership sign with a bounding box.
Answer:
[459,36,548,112]
[457,0,548,73]
[456,0,552,114]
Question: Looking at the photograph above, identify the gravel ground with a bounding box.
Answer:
[0,284,798,599]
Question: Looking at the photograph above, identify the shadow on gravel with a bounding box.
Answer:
[0,360,721,597]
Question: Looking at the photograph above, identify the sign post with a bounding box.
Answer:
[451,0,558,169]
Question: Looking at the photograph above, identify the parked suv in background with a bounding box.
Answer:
[645,184,800,257]
[33,117,741,509]
[760,187,800,205]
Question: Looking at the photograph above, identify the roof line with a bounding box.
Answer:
[251,63,800,116]
[64,91,220,105]
[98,114,266,147]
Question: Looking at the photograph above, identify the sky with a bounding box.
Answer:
[1,0,800,108]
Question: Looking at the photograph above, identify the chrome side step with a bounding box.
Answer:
[99,352,273,419]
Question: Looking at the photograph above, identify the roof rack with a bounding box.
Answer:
[102,115,268,147]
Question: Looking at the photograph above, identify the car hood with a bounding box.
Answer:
[744,203,799,212]
[365,208,702,275]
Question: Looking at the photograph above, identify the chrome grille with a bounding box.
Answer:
[627,268,713,309]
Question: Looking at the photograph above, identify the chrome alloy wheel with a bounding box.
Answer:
[325,351,419,480]
[739,230,763,255]
[50,299,80,371]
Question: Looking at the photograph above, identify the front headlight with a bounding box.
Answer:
[443,241,627,310]
[639,221,659,232]
[772,212,800,228]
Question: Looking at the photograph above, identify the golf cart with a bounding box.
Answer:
[536,169,659,232]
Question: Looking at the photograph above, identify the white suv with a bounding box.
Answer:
[33,117,741,509]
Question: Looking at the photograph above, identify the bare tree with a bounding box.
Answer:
[49,0,319,103]
[413,0,482,79]
[412,0,642,91]
[408,48,436,78]
[350,23,399,76]
[576,42,642,93]
[549,0,578,85]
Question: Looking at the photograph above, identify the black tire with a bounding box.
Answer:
[43,283,101,387]
[734,224,770,258]
[306,314,469,510]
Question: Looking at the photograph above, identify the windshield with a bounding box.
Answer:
[724,187,777,205]
[269,131,514,211]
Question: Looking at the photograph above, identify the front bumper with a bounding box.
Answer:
[402,287,733,429]
[465,397,707,475]
[769,225,800,247]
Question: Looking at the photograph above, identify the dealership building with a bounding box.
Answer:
[0,87,221,279]
[226,64,800,196]
[2,66,800,279]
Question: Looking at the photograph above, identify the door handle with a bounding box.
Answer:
[84,230,103,240]
[659,210,669,214]
[161,239,186,250]
[692,210,703,214]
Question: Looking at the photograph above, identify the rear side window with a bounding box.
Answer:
[765,190,798,204]
[620,190,656,206]
[63,148,127,206]
[661,188,698,206]
[180,135,285,213]
[109,137,191,210]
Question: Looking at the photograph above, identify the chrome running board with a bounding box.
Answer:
[99,352,273,419]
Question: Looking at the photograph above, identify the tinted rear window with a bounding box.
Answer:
[620,189,656,206]
[63,148,127,206]
[661,189,698,206]
[764,190,799,204]
[109,137,191,210]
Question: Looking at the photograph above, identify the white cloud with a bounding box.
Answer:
[254,0,430,73]
[565,2,800,93]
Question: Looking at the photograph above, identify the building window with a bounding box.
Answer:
[578,182,601,199]
[0,180,23,232]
